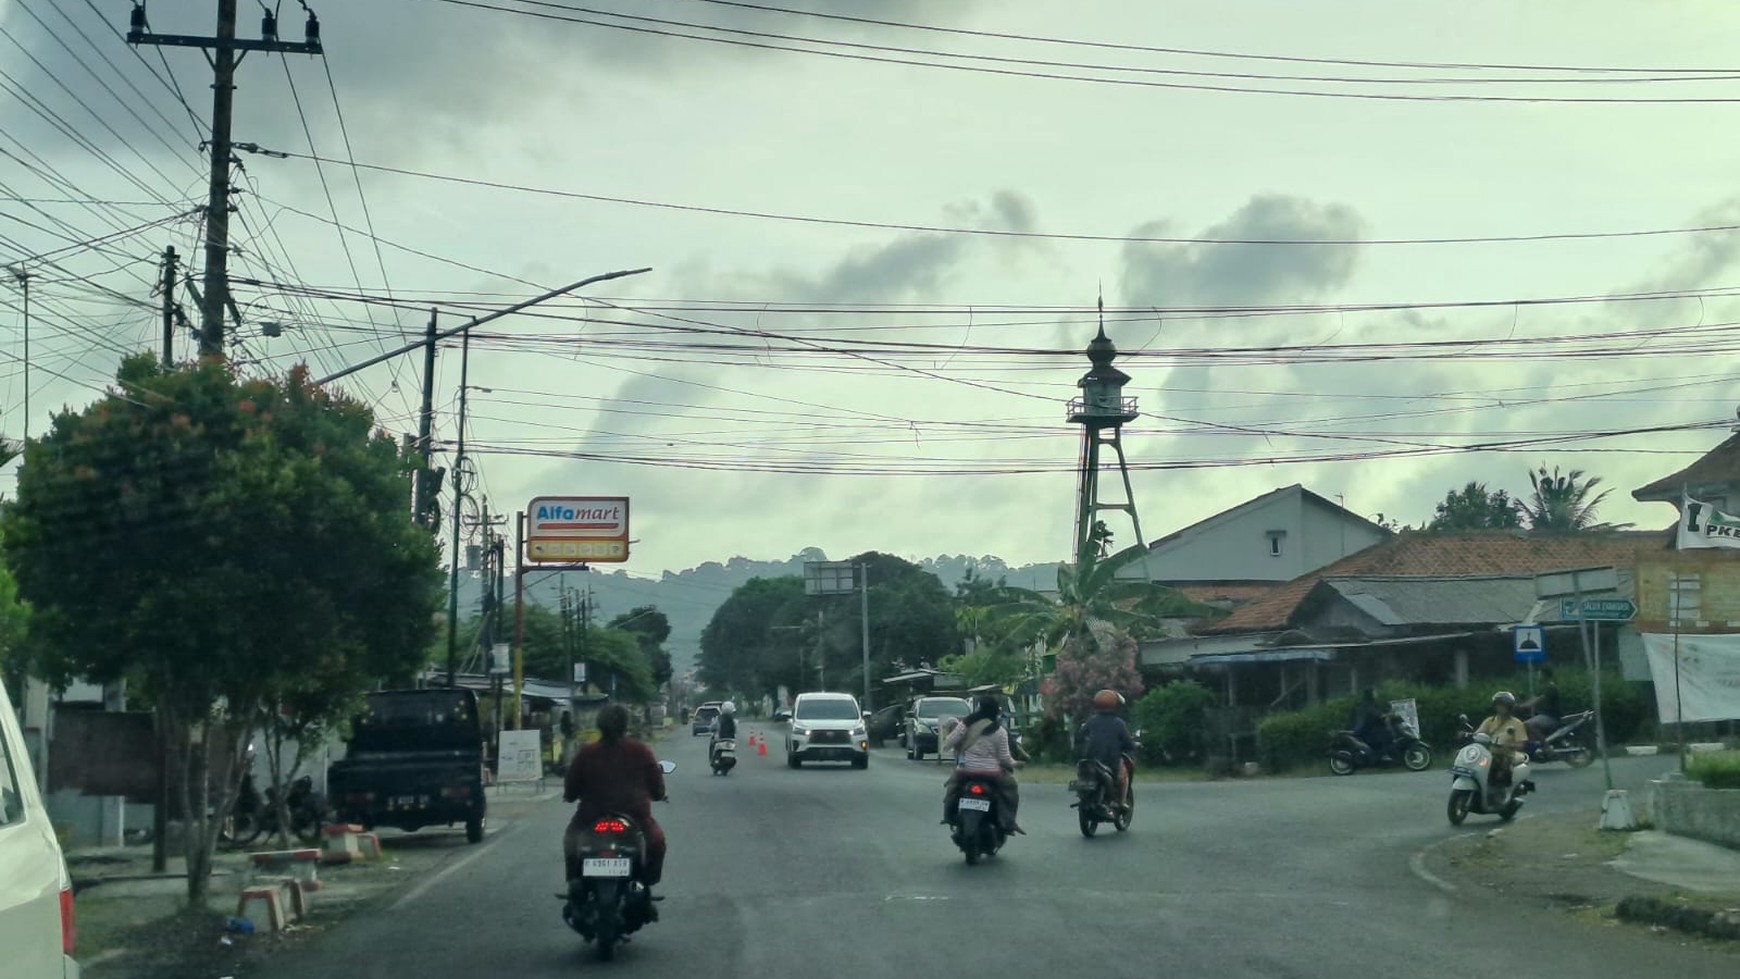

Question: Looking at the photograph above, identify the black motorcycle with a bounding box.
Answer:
[948,775,1007,866]
[228,774,325,846]
[1069,756,1134,837]
[558,760,675,961]
[1327,717,1432,776]
[1522,709,1596,768]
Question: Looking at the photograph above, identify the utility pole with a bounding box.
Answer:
[443,328,472,687]
[128,1,322,358]
[859,563,872,712]
[159,247,177,366]
[414,310,440,527]
[7,266,26,445]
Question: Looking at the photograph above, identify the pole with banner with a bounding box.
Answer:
[514,510,526,730]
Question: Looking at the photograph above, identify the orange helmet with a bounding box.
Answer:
[1092,689,1124,713]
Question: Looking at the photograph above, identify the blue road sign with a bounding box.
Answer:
[1512,624,1546,664]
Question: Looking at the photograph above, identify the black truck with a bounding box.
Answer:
[327,688,488,843]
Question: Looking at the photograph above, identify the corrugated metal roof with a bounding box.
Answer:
[1321,575,1540,627]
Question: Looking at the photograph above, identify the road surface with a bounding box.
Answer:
[254,734,1737,978]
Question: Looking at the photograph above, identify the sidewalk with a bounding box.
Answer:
[1422,811,1740,942]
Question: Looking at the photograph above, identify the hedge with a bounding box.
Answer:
[1686,751,1740,790]
[1256,671,1647,773]
[1133,681,1218,766]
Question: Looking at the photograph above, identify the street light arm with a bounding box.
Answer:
[314,267,652,385]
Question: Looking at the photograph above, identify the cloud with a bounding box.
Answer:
[1120,194,1365,309]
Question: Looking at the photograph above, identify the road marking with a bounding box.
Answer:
[389,823,518,911]
[1409,833,1477,895]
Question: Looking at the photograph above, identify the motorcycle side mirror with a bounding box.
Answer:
[659,761,677,774]
[1457,713,1471,725]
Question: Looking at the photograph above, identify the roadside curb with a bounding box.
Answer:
[1409,833,1477,895]
[1616,895,1740,941]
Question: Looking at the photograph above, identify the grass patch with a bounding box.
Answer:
[1685,750,1740,789]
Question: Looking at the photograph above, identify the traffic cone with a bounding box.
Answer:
[757,740,768,757]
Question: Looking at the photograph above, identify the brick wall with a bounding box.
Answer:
[1636,550,1740,633]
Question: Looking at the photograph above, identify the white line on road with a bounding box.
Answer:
[1409,833,1478,895]
[390,823,519,911]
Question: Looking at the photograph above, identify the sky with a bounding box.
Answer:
[4,0,1740,579]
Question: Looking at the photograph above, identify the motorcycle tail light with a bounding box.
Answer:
[968,783,987,796]
[592,819,629,834]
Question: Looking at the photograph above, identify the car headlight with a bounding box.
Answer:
[850,727,865,739]
[791,724,809,737]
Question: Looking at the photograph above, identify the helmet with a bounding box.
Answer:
[1491,691,1517,708]
[1092,689,1124,713]
[720,701,735,715]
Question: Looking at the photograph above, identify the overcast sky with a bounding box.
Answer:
[4,0,1740,578]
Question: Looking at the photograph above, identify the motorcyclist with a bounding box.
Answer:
[563,704,668,912]
[709,700,738,764]
[1350,688,1396,761]
[941,694,1024,834]
[1475,691,1530,786]
[1075,690,1137,812]
[1521,668,1563,744]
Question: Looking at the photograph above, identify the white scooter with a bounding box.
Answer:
[1446,715,1534,825]
[709,738,737,776]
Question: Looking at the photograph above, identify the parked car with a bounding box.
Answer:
[865,704,904,746]
[905,696,971,760]
[785,693,870,769]
[0,677,80,978]
[327,688,488,844]
[692,702,722,736]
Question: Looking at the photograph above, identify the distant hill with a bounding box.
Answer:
[454,550,1062,675]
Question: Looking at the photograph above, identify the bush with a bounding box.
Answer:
[1255,671,1647,773]
[1686,751,1740,789]
[1133,681,1218,766]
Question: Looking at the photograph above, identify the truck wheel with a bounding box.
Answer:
[466,815,485,843]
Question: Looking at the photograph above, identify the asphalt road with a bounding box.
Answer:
[252,734,1738,979]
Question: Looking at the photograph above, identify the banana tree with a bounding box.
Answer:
[992,545,1211,650]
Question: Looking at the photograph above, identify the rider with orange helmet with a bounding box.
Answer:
[1075,690,1137,811]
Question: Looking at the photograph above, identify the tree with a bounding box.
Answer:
[609,606,673,689]
[698,576,808,698]
[1,357,440,904]
[1520,465,1629,531]
[999,546,1214,650]
[1427,481,1522,532]
[1041,621,1144,722]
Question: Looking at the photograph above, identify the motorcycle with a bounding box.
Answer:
[228,774,325,846]
[1522,709,1596,768]
[1446,716,1534,825]
[948,775,1007,865]
[558,760,677,961]
[1327,716,1433,775]
[1069,754,1135,837]
[709,738,737,776]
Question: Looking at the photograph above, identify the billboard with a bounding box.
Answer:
[526,496,629,564]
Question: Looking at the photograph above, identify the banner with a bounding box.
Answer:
[1679,495,1740,550]
[1389,698,1421,739]
[1641,633,1740,723]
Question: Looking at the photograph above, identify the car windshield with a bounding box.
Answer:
[696,707,718,717]
[795,698,860,721]
[916,698,970,718]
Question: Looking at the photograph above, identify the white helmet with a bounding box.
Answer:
[720,701,735,715]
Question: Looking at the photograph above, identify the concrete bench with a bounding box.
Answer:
[321,823,382,864]
[249,848,321,888]
[236,877,304,932]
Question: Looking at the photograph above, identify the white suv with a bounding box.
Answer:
[785,693,869,769]
[1,678,80,977]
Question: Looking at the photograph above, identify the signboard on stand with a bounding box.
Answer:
[1512,624,1546,665]
[497,729,544,784]
[526,496,630,564]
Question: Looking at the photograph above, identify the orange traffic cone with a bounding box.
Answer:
[757,740,768,757]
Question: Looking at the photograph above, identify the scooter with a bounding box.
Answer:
[1522,709,1596,768]
[1447,717,1533,825]
[1069,755,1135,837]
[557,761,676,962]
[709,738,737,776]
[949,775,1007,866]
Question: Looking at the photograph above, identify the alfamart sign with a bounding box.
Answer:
[526,496,629,563]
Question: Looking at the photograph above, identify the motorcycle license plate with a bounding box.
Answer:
[582,857,632,878]
[1449,767,1477,779]
[957,798,992,812]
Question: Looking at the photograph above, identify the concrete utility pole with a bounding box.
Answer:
[7,266,26,444]
[414,310,441,527]
[159,247,177,366]
[860,563,872,712]
[444,328,472,688]
[127,1,322,358]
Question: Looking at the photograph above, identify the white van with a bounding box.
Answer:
[0,678,80,977]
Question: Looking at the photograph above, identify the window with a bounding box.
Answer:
[1,720,25,827]
[795,697,861,721]
[1266,530,1287,557]
[1670,574,1702,625]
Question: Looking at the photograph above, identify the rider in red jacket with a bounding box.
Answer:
[563,705,668,893]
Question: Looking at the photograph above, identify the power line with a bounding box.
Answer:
[265,149,1740,247]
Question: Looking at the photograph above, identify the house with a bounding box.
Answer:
[1631,431,1740,639]
[1632,430,1740,512]
[1121,485,1392,608]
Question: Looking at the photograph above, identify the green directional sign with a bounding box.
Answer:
[1562,598,1637,621]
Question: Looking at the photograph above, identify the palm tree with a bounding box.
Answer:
[994,546,1210,649]
[1520,465,1630,531]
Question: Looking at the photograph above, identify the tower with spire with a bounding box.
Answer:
[1067,297,1148,572]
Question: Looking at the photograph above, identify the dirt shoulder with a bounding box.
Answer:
[1421,811,1740,947]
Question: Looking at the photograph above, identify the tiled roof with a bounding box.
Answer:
[1176,584,1277,606]
[1201,530,1672,635]
[1315,576,1539,628]
[1633,432,1740,501]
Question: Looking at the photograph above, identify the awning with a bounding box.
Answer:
[1190,649,1337,666]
